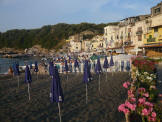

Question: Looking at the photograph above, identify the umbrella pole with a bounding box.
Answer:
[86,84,88,104]
[28,83,30,100]
[106,69,107,81]
[17,76,20,88]
[99,74,100,92]
[112,67,113,76]
[67,73,68,82]
[36,72,38,81]
[58,102,62,122]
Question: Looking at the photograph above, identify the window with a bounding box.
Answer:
[138,35,142,41]
[111,36,113,40]
[154,27,158,32]
[116,35,119,39]
[154,7,160,14]
[149,35,152,39]
[137,27,142,31]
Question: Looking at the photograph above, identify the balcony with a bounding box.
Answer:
[147,38,156,42]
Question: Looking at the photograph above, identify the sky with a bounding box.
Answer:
[0,0,161,32]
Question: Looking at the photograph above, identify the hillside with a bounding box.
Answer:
[0,22,118,50]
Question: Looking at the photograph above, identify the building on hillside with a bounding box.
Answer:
[143,4,162,51]
[81,40,91,52]
[151,2,162,17]
[69,41,81,52]
[90,35,105,53]
[68,34,83,53]
[104,25,119,48]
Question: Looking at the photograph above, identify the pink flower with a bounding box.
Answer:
[125,101,136,111]
[148,107,153,113]
[130,97,136,102]
[123,82,130,89]
[123,108,130,114]
[148,116,156,122]
[151,112,156,118]
[128,90,135,98]
[138,88,146,93]
[138,98,146,104]
[142,108,149,116]
[118,104,125,112]
[143,93,149,97]
[145,102,153,107]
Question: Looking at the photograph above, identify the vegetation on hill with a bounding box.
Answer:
[0,22,119,50]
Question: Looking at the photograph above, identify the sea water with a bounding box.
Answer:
[0,56,40,74]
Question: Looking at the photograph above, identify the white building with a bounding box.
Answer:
[104,25,119,48]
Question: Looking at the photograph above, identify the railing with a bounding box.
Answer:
[147,38,156,42]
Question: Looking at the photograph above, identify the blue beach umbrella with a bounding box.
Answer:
[13,63,20,88]
[126,61,130,72]
[64,60,69,82]
[103,56,109,81]
[83,60,91,104]
[13,63,20,76]
[34,61,39,80]
[103,56,109,69]
[49,61,54,76]
[25,65,32,100]
[74,59,79,72]
[64,60,68,73]
[95,58,102,92]
[121,61,124,72]
[95,58,102,74]
[110,55,114,67]
[83,60,90,83]
[110,55,114,75]
[50,66,64,122]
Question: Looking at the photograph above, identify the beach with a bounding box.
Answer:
[0,72,129,122]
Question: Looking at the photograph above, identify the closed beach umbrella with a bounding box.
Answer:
[50,66,64,122]
[121,61,124,72]
[64,60,68,72]
[95,58,102,92]
[13,63,20,88]
[126,61,130,72]
[103,56,109,81]
[74,59,79,72]
[110,55,114,75]
[25,65,32,100]
[64,60,69,82]
[49,61,54,76]
[83,60,91,104]
[103,56,109,69]
[34,61,39,80]
[95,58,102,74]
[110,55,114,67]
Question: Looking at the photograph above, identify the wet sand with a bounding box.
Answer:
[0,72,130,122]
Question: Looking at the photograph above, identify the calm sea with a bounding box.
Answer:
[0,56,41,74]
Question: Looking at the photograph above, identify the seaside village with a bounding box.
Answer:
[64,2,162,57]
[1,2,162,122]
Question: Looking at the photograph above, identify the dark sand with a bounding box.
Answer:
[0,72,129,122]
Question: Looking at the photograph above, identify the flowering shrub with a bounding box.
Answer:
[118,57,160,122]
[131,56,156,73]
